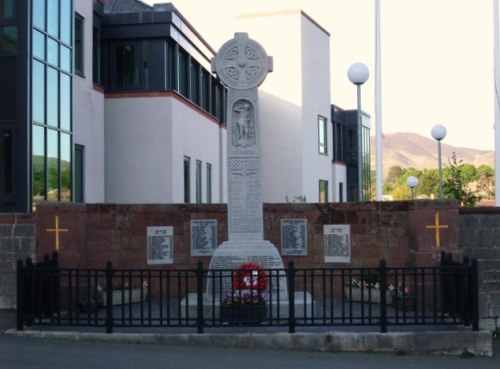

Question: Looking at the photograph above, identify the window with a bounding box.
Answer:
[116,44,140,89]
[206,163,212,204]
[33,0,45,30]
[190,59,199,104]
[32,60,45,124]
[0,129,13,196]
[196,160,202,203]
[47,0,59,38]
[0,26,17,55]
[31,0,72,206]
[183,156,190,203]
[201,70,210,111]
[0,0,15,19]
[74,15,83,74]
[74,145,84,202]
[339,182,343,202]
[318,115,327,155]
[32,125,45,201]
[178,49,189,97]
[92,26,100,83]
[319,180,328,203]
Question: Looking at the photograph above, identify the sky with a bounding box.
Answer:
[144,0,494,151]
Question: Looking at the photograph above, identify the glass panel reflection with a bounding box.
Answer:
[47,129,59,201]
[32,60,45,124]
[32,125,46,201]
[46,66,58,127]
[60,0,71,44]
[33,0,46,30]
[32,30,45,60]
[60,73,70,131]
[47,0,59,38]
[60,133,71,201]
[47,37,58,66]
[60,45,71,72]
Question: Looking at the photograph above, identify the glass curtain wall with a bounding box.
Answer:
[31,0,72,206]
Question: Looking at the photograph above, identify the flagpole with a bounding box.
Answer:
[375,0,383,201]
[494,0,500,206]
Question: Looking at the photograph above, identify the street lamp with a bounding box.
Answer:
[348,62,369,201]
[431,124,447,199]
[406,175,419,200]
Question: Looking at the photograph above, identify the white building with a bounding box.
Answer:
[0,0,361,212]
[236,10,346,203]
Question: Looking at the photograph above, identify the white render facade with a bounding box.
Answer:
[236,10,344,203]
[71,2,349,208]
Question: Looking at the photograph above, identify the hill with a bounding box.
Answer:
[370,132,494,178]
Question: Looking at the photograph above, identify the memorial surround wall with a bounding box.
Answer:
[30,201,460,270]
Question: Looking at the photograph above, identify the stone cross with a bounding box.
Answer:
[212,33,273,242]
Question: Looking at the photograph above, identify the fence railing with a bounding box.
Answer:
[17,252,479,334]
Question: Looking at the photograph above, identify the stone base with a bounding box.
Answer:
[180,292,314,320]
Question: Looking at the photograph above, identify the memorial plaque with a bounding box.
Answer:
[281,219,307,256]
[324,224,351,263]
[191,220,217,256]
[147,226,173,264]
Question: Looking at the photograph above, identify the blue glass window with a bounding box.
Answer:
[32,30,45,60]
[47,37,58,66]
[47,0,59,38]
[60,0,71,45]
[60,44,71,72]
[46,67,58,127]
[32,60,45,124]
[60,73,70,131]
[33,0,46,30]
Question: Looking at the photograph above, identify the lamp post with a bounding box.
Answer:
[406,175,419,200]
[348,62,369,201]
[431,124,447,199]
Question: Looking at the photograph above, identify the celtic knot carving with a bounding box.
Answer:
[225,46,238,60]
[246,66,259,80]
[225,67,239,80]
[245,47,259,60]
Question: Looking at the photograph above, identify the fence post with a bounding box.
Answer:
[379,259,388,333]
[471,259,479,331]
[16,259,24,331]
[105,261,113,334]
[196,261,204,334]
[288,261,295,334]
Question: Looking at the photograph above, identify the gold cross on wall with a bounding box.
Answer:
[425,211,448,248]
[46,215,68,251]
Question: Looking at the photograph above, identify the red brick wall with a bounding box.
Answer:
[33,200,460,270]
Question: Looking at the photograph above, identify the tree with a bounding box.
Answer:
[476,164,495,199]
[417,169,439,198]
[443,152,479,206]
[385,166,405,184]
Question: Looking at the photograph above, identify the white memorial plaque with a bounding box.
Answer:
[281,219,307,256]
[191,220,217,256]
[324,224,351,263]
[147,226,173,264]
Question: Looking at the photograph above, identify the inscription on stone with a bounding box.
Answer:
[147,226,173,264]
[281,219,307,256]
[191,220,217,256]
[324,224,350,263]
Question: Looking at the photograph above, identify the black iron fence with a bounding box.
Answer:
[17,252,479,334]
